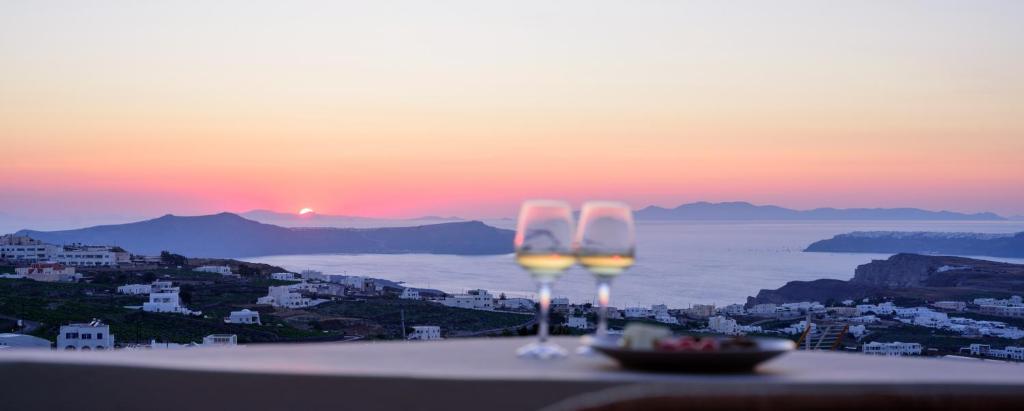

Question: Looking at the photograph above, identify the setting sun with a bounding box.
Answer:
[299,208,314,215]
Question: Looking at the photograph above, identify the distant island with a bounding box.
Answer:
[15,213,514,258]
[635,201,1006,221]
[240,210,466,229]
[748,253,1024,306]
[805,231,1024,258]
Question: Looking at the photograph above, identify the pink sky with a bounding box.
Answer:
[2,1,1023,223]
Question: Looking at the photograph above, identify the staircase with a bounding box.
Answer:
[797,323,849,351]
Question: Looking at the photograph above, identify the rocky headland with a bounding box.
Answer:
[804,231,1024,258]
[747,253,1024,306]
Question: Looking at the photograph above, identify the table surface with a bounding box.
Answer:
[2,336,1022,386]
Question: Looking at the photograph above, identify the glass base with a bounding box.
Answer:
[576,334,618,356]
[575,344,596,356]
[516,341,568,360]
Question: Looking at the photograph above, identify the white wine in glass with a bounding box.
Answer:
[514,200,576,359]
[575,201,636,341]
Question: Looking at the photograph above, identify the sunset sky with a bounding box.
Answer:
[2,1,1023,229]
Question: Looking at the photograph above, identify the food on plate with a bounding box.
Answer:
[620,323,672,350]
[619,322,760,352]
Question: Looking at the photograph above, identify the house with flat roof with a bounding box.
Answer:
[225,309,261,325]
[57,320,114,351]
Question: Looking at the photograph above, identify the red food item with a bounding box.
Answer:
[697,338,720,352]
[654,339,676,351]
[655,336,705,352]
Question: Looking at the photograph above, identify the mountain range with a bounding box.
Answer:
[15,213,514,258]
[804,231,1024,258]
[634,201,1006,221]
[246,202,1010,227]
[239,209,467,229]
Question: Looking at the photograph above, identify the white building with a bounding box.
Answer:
[932,301,967,311]
[719,304,746,316]
[15,263,80,282]
[708,316,739,335]
[980,305,1024,318]
[624,306,651,318]
[683,304,716,319]
[961,343,1020,359]
[827,306,858,317]
[565,316,589,329]
[151,280,178,293]
[551,297,570,312]
[779,301,825,313]
[856,302,896,316]
[862,341,922,356]
[750,303,778,317]
[257,285,325,309]
[53,245,124,267]
[58,320,114,350]
[0,238,124,267]
[408,326,442,341]
[143,291,199,315]
[441,289,494,311]
[0,333,51,349]
[0,242,58,263]
[974,296,1024,307]
[911,310,949,328]
[270,272,300,281]
[496,297,534,311]
[149,340,198,350]
[655,312,680,325]
[117,284,152,295]
[300,269,326,281]
[194,265,234,276]
[651,304,670,317]
[848,324,867,338]
[782,320,817,335]
[329,275,379,292]
[292,282,346,297]
[203,334,238,347]
[850,315,880,324]
[399,288,421,300]
[1004,346,1024,361]
[225,309,261,325]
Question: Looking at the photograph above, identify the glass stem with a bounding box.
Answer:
[596,278,611,338]
[537,281,552,343]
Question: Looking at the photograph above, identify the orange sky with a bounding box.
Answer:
[2,1,1023,221]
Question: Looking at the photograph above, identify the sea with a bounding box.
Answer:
[244,220,1024,309]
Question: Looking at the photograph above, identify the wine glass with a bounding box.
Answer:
[514,200,576,359]
[575,201,636,344]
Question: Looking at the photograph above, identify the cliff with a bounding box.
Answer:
[747,254,1024,306]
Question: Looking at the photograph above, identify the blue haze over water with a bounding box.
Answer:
[246,221,1024,308]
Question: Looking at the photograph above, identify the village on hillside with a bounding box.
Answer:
[2,234,1023,362]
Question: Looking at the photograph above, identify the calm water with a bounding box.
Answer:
[245,221,1024,308]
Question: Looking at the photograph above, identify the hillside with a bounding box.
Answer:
[16,213,514,258]
[747,254,1024,305]
[636,201,1005,221]
[805,231,1024,258]
[0,268,531,344]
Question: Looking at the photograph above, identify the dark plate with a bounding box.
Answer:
[589,337,795,373]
